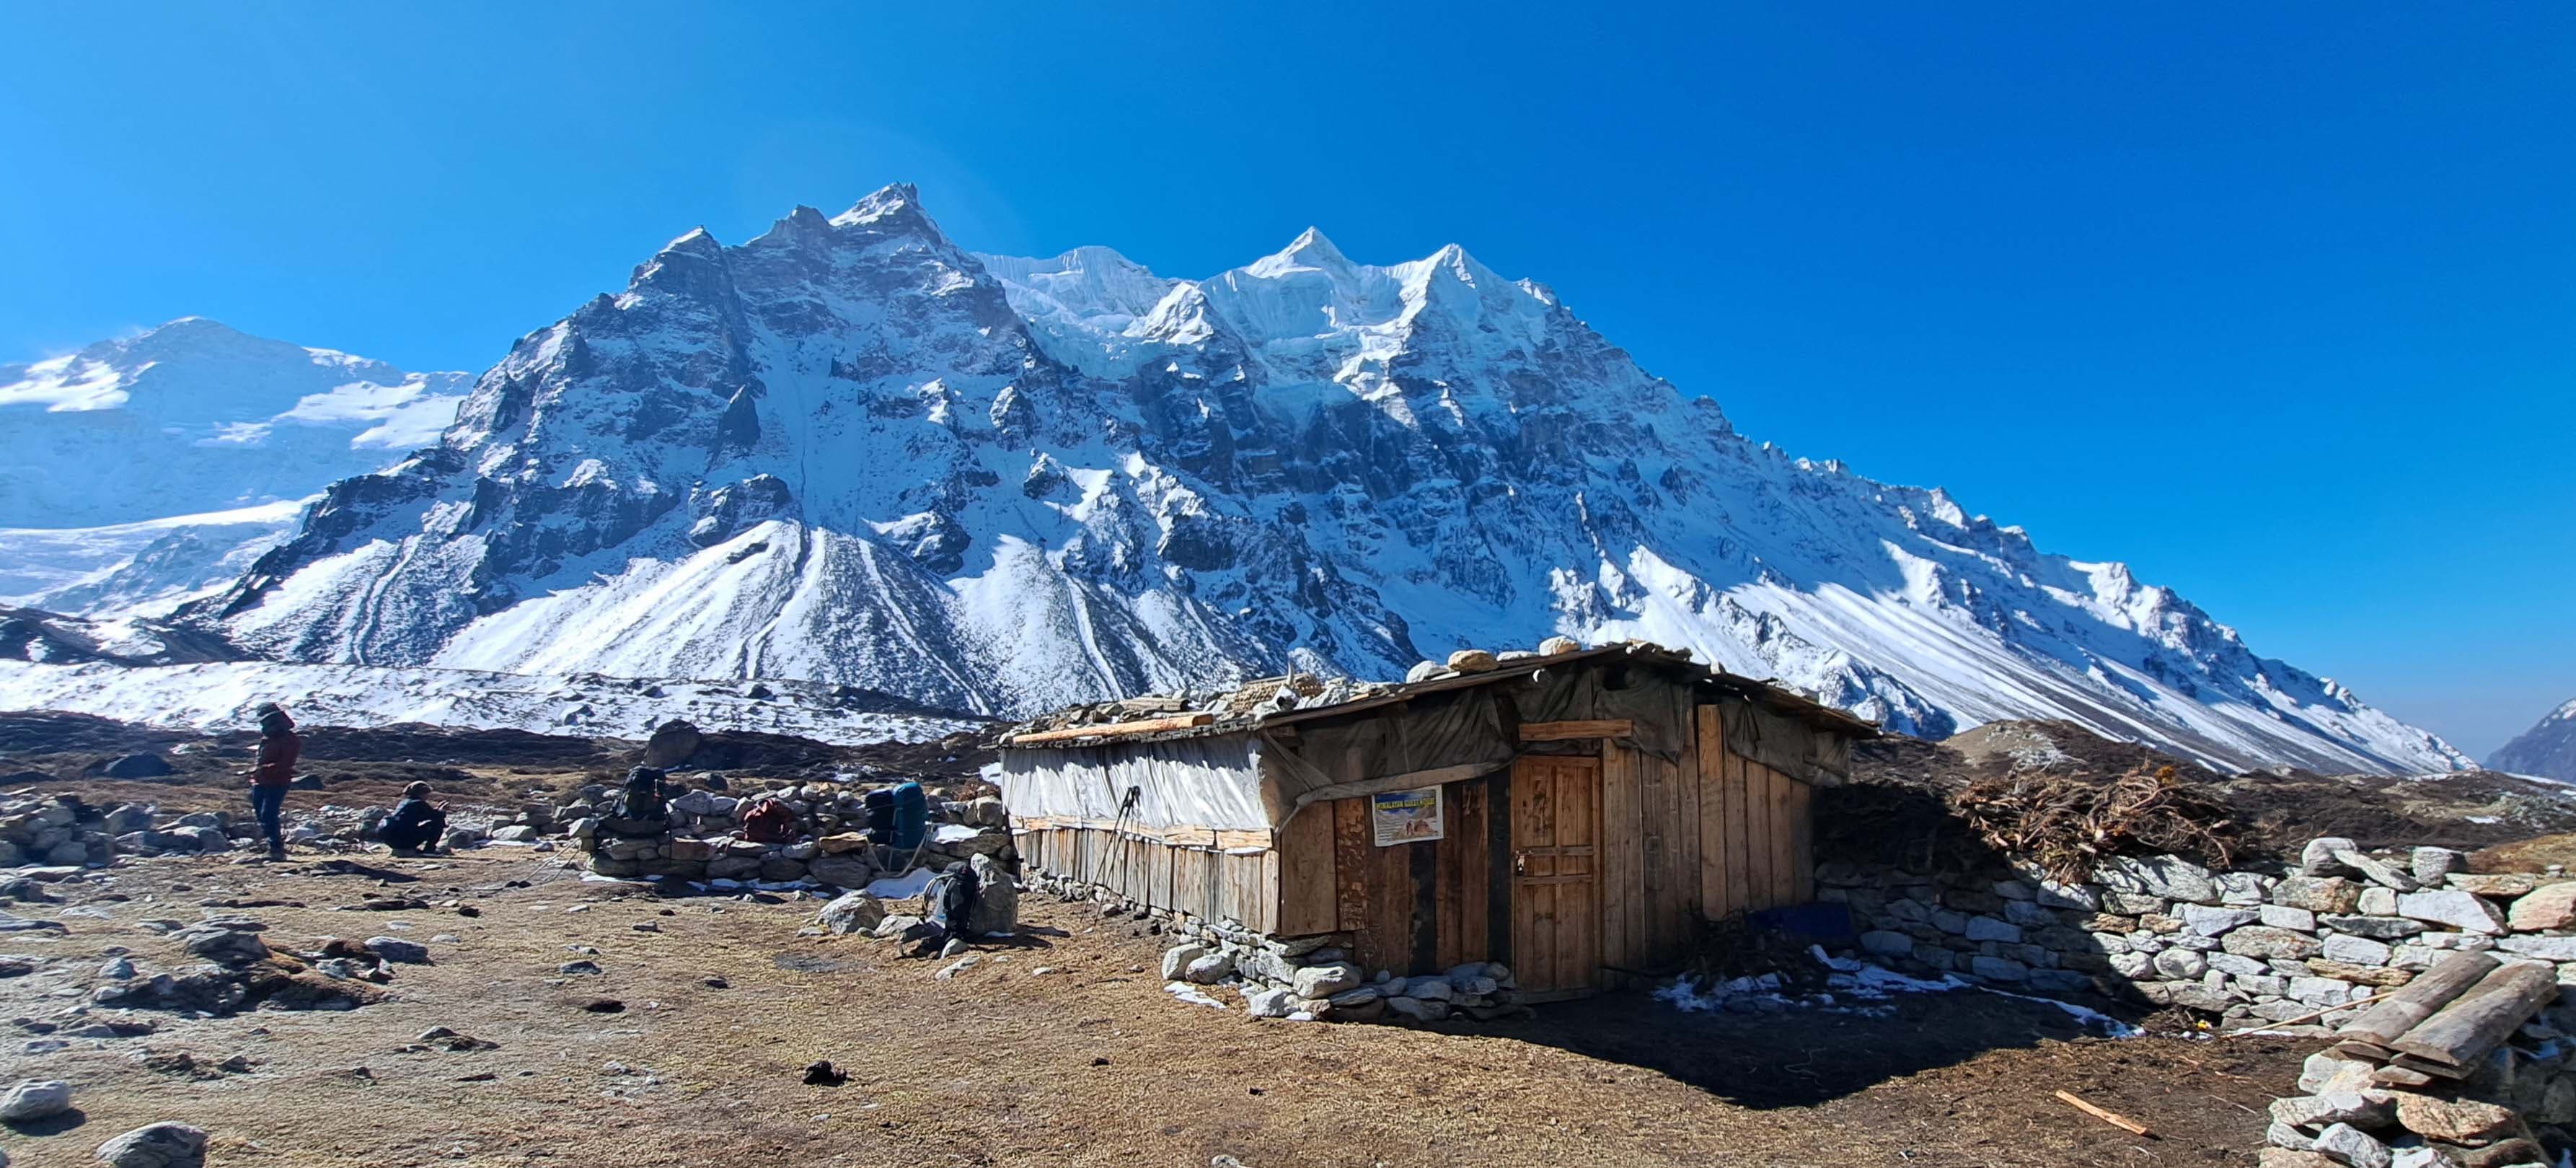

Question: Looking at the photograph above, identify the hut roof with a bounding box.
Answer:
[998,644,1877,752]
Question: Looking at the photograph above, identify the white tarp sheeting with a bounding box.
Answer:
[996,735,1273,832]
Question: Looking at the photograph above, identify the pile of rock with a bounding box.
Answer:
[1154,928,1522,1022]
[1401,635,1584,685]
[2266,1003,2567,1164]
[0,793,120,867]
[567,778,1012,887]
[1825,836,2576,1035]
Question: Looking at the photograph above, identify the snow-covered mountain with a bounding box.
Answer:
[1,317,469,528]
[0,318,469,619]
[185,185,2468,775]
[2492,699,2576,781]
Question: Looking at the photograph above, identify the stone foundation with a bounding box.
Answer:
[1021,866,1526,1024]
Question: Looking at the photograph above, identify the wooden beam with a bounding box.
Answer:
[2391,961,2559,1068]
[2337,952,2499,1047]
[1003,711,1214,745]
[2052,1091,2151,1137]
[1517,719,1634,742]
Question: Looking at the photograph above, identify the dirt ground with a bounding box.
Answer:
[1,850,2303,1168]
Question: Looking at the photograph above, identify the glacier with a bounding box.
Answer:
[166,184,2465,776]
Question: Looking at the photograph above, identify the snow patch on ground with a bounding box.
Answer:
[1655,947,2139,1037]
[0,660,979,745]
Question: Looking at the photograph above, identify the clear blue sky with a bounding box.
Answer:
[4,3,2569,758]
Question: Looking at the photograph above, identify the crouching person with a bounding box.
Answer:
[380,781,449,856]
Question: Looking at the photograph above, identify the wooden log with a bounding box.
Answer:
[2052,1090,2152,1136]
[2391,961,2560,1068]
[1003,712,1214,745]
[1517,719,1635,742]
[2337,950,2502,1047]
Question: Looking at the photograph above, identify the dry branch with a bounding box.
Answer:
[1951,764,2236,884]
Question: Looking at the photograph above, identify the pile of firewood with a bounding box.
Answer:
[1951,763,2237,884]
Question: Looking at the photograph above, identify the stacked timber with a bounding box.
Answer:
[2263,950,2566,1167]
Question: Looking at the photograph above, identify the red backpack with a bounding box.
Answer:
[742,799,798,843]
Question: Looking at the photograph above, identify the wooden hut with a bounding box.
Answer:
[997,645,1874,999]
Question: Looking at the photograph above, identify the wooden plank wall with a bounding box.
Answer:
[1685,703,1816,922]
[1312,778,1493,976]
[1010,824,1279,934]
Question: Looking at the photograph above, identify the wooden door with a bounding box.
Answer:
[1510,755,1602,996]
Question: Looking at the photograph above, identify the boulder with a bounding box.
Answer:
[2319,934,2394,966]
[807,854,875,890]
[1967,954,2028,982]
[2182,905,2260,936]
[1858,930,1913,957]
[2445,874,2546,897]
[2507,882,2576,931]
[0,1078,71,1121]
[1242,986,1297,1018]
[365,936,430,964]
[2301,838,2358,876]
[2390,1094,2518,1144]
[94,1123,209,1168]
[1183,952,1233,985]
[641,721,702,769]
[1537,635,1582,656]
[2333,851,2419,892]
[2271,1092,2395,1130]
[2151,949,2207,980]
[1234,949,1295,984]
[1446,649,1499,674]
[2274,877,2365,914]
[2395,890,2507,934]
[175,925,269,967]
[962,797,1010,828]
[874,915,935,943]
[815,892,886,935]
[2259,1153,2344,1168]
[490,825,540,843]
[1292,963,1364,998]
[962,853,1017,936]
[2262,905,2320,931]
[1383,995,1450,1022]
[2223,926,2325,961]
[1160,944,1207,981]
[102,754,173,780]
[2317,915,2425,940]
[2412,848,2468,884]
[2095,856,2219,905]
[1964,915,2021,943]
[2309,1123,2390,1168]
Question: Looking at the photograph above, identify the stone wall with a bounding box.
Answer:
[571,781,1015,887]
[1825,837,2576,1033]
[1020,868,1525,1024]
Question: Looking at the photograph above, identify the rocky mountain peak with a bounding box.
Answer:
[2492,698,2576,781]
[188,190,2473,776]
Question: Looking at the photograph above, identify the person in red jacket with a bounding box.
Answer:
[244,702,301,861]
